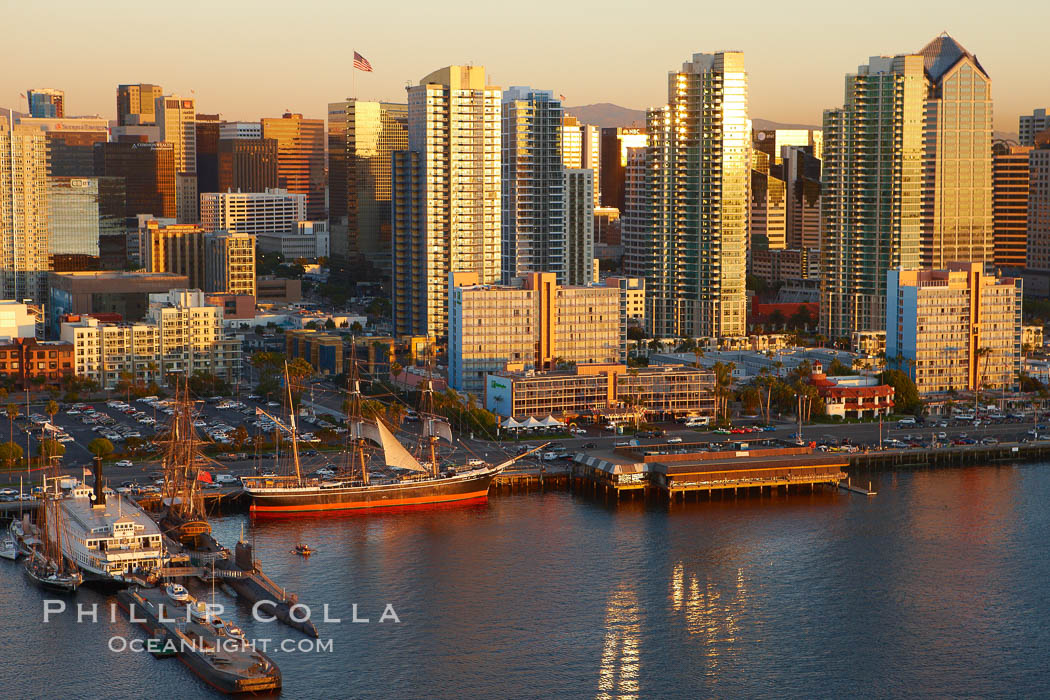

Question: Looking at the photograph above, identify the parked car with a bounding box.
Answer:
[666,437,683,444]
[115,460,134,468]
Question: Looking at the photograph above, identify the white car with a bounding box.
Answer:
[115,460,134,468]
[316,468,335,477]
[666,437,683,444]
[467,459,485,467]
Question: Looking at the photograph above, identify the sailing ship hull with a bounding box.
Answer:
[247,469,499,516]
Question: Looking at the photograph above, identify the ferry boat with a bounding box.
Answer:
[241,362,540,516]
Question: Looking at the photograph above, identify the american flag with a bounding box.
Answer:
[353,51,373,73]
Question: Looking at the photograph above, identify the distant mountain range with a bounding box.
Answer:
[563,103,819,131]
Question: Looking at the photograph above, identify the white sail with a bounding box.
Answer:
[424,417,453,444]
[374,420,427,472]
[349,419,383,445]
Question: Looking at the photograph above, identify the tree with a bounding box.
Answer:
[879,369,921,415]
[826,359,852,376]
[350,321,364,333]
[324,318,337,330]
[6,403,18,443]
[0,441,23,468]
[88,438,115,461]
[45,399,60,425]
[38,438,65,462]
[390,362,403,381]
[768,309,786,330]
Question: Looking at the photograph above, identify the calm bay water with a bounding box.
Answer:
[2,463,1050,698]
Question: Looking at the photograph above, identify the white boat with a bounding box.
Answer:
[188,599,210,622]
[0,536,19,561]
[166,583,190,604]
[223,622,245,640]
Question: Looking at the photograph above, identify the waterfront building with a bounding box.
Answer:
[851,330,887,358]
[94,141,176,219]
[501,87,565,284]
[484,363,715,421]
[886,262,1022,396]
[646,51,750,338]
[61,316,161,388]
[821,54,924,341]
[139,219,205,289]
[47,271,188,332]
[564,169,594,285]
[116,84,163,126]
[1021,109,1050,147]
[1028,144,1050,271]
[26,89,64,118]
[449,271,622,394]
[261,113,326,220]
[599,127,646,212]
[392,66,502,338]
[155,95,198,223]
[216,137,279,194]
[1,120,51,304]
[327,100,408,277]
[992,141,1031,269]
[285,329,343,376]
[805,362,895,419]
[48,177,125,266]
[204,231,256,298]
[621,146,651,282]
[200,188,306,237]
[919,34,993,268]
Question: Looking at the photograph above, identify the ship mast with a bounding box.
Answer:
[345,338,369,485]
[418,345,440,478]
[284,363,303,486]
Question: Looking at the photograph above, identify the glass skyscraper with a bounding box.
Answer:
[49,177,126,258]
[26,89,64,118]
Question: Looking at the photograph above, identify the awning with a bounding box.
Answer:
[501,417,523,429]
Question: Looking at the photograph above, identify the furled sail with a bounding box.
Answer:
[349,419,383,446]
[374,420,426,472]
[424,417,453,444]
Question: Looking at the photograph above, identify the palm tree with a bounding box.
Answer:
[45,399,59,425]
[6,403,18,443]
[974,346,992,412]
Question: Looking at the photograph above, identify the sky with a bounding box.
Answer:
[4,0,1047,132]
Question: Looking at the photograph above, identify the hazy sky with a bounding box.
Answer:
[5,0,1046,132]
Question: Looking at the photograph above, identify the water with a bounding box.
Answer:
[3,463,1050,698]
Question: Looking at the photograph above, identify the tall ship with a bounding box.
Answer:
[23,477,82,593]
[156,379,213,548]
[242,359,539,516]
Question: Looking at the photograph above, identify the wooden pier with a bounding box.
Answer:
[492,468,569,493]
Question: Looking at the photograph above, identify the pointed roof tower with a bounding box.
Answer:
[918,32,988,81]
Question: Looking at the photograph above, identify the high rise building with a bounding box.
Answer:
[146,289,239,380]
[94,141,176,219]
[562,116,600,205]
[261,113,325,220]
[392,66,501,338]
[753,129,822,163]
[116,84,163,126]
[750,170,787,250]
[217,138,279,193]
[887,263,1021,396]
[621,146,651,282]
[204,231,256,297]
[501,87,565,283]
[645,52,750,338]
[195,113,221,194]
[820,54,924,341]
[0,120,52,303]
[200,188,305,237]
[600,127,646,212]
[155,95,198,223]
[992,141,1031,269]
[1020,109,1050,147]
[918,34,993,268]
[564,168,594,285]
[15,117,109,177]
[26,89,64,118]
[219,122,262,140]
[782,146,821,250]
[48,177,125,265]
[1027,144,1050,271]
[327,100,408,276]
[140,219,206,289]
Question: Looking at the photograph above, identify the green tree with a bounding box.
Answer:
[88,437,116,461]
[826,359,852,376]
[324,318,337,330]
[38,438,65,462]
[6,403,18,443]
[0,441,23,468]
[45,399,60,424]
[879,369,921,415]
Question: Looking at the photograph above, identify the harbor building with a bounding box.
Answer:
[886,262,1022,396]
[449,271,623,395]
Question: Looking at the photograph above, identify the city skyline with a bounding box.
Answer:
[4,1,1044,132]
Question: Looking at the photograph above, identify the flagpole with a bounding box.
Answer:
[352,51,356,99]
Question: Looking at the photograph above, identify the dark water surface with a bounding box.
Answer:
[2,464,1049,699]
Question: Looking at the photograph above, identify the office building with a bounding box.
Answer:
[604,276,645,326]
[217,138,278,194]
[195,113,221,194]
[821,54,924,341]
[139,218,206,289]
[992,141,1031,269]
[750,248,816,285]
[562,116,600,205]
[887,262,1021,396]
[200,188,305,238]
[501,87,565,283]
[48,177,125,266]
[146,289,240,380]
[256,220,328,259]
[117,84,163,126]
[26,89,64,118]
[205,231,256,297]
[919,34,993,268]
[646,51,750,338]
[327,100,408,276]
[1021,109,1050,147]
[261,113,325,220]
[0,301,39,340]
[600,127,646,212]
[15,117,109,177]
[392,66,502,338]
[753,129,822,163]
[220,122,262,140]
[156,95,198,223]
[1029,144,1050,271]
[0,120,51,303]
[286,329,343,376]
[47,270,188,332]
[564,168,594,285]
[621,146,651,281]
[94,141,176,219]
[484,363,715,421]
[449,271,622,394]
[782,146,821,250]
[750,170,787,250]
[61,317,161,389]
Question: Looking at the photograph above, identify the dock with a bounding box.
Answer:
[492,468,569,493]
[838,479,877,496]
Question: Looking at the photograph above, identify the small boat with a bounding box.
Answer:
[223,622,246,640]
[188,600,210,622]
[0,536,19,561]
[165,583,190,604]
[23,553,82,593]
[294,544,313,556]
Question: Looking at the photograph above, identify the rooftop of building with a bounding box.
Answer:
[918,32,987,81]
